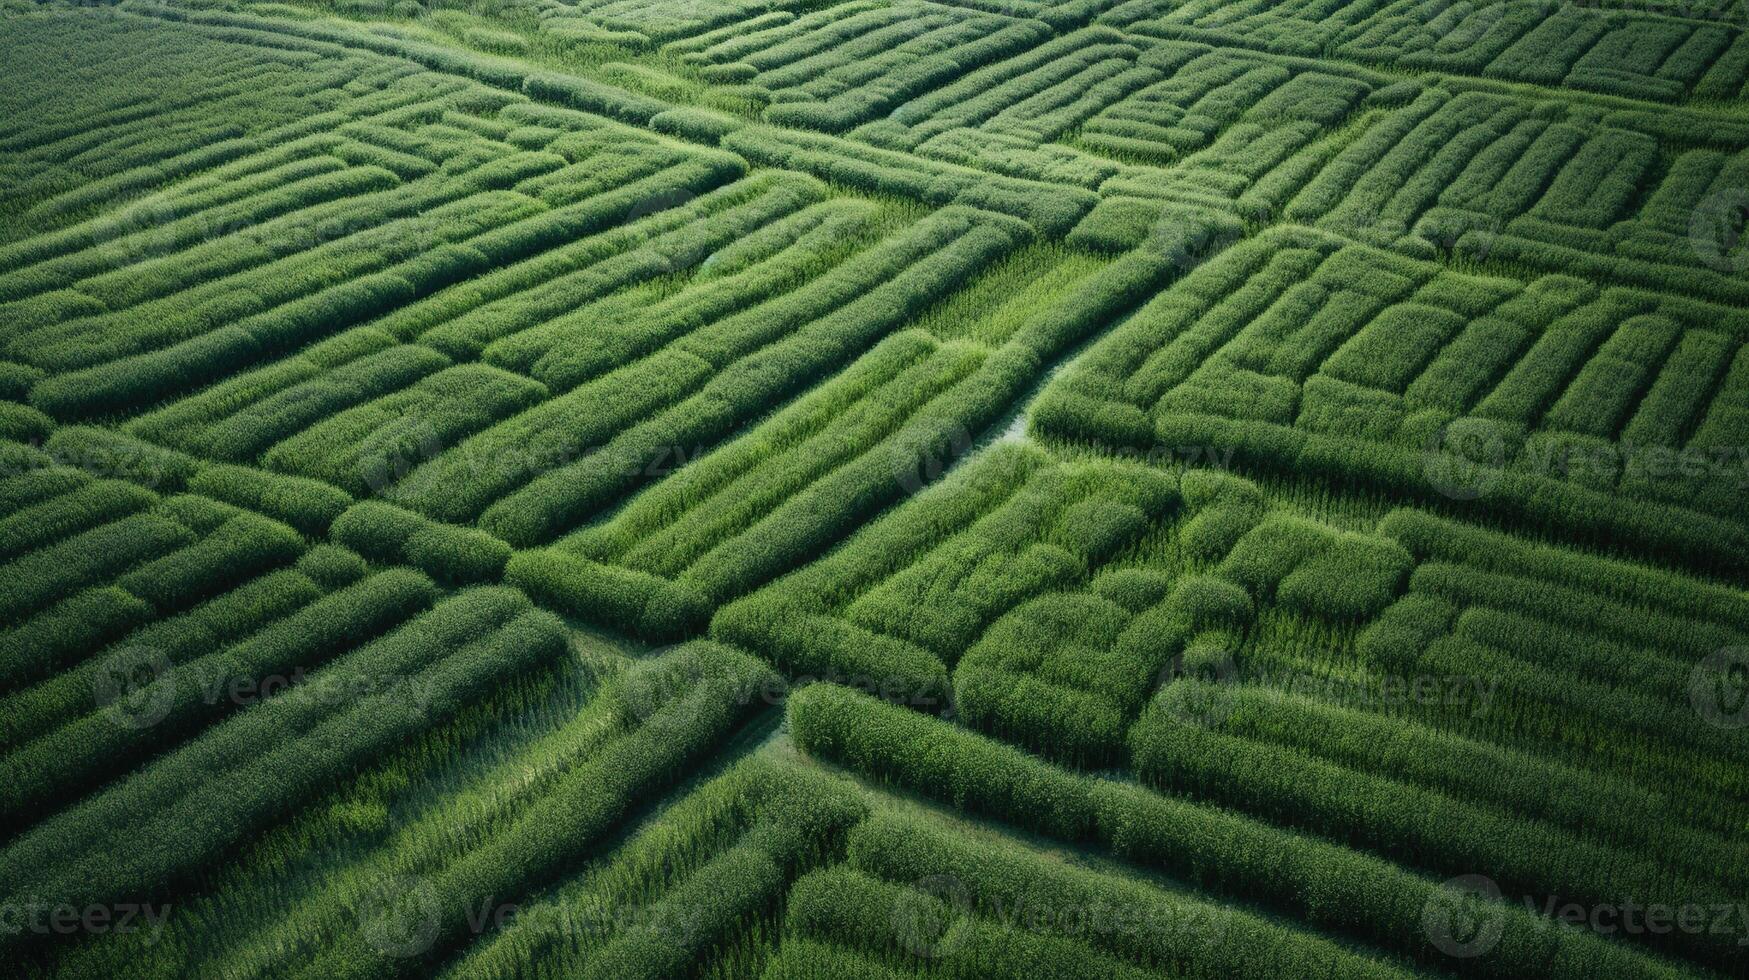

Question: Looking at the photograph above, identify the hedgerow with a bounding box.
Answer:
[1133,685,1737,968]
[266,363,548,497]
[785,865,1159,980]
[0,512,195,626]
[186,465,353,536]
[186,344,451,462]
[453,753,866,979]
[845,811,1413,979]
[332,501,511,584]
[0,584,559,956]
[0,587,152,695]
[1181,682,1749,893]
[1,566,437,828]
[300,642,780,977]
[789,683,1687,979]
[0,479,157,565]
[722,125,1096,235]
[404,207,1025,537]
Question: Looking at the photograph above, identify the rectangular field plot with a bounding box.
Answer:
[1035,224,1749,575]
[1102,0,1749,102]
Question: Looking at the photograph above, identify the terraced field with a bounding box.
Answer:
[1,0,1746,977]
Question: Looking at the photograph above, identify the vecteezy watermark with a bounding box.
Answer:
[887,871,1230,960]
[93,646,177,730]
[1523,439,1749,489]
[358,420,446,495]
[1423,874,1506,958]
[1424,875,1749,958]
[1263,668,1498,717]
[1422,422,1507,501]
[0,899,172,942]
[893,423,977,496]
[1691,189,1749,273]
[358,875,444,959]
[95,653,443,730]
[0,437,184,488]
[891,873,975,959]
[1154,645,1241,728]
[1689,647,1749,729]
[1156,655,1499,729]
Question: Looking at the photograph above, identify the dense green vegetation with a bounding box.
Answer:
[1,0,1745,977]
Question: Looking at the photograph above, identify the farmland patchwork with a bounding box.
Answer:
[0,0,1746,977]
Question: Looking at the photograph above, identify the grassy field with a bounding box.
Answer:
[1,0,1747,976]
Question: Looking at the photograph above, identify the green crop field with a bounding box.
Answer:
[1,0,1747,975]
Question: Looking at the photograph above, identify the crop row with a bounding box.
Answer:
[1034,224,1749,576]
[271,642,781,979]
[0,586,569,962]
[510,227,1210,641]
[788,682,1680,979]
[452,752,864,979]
[392,205,1029,541]
[1106,0,1749,102]
[126,169,823,462]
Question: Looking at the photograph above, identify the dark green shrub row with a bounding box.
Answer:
[0,511,194,626]
[187,465,354,536]
[18,173,469,363]
[787,683,1684,979]
[846,810,1413,979]
[0,587,151,695]
[420,169,819,358]
[125,326,405,452]
[43,426,200,491]
[114,510,305,613]
[1408,560,1744,665]
[24,130,260,224]
[759,938,907,980]
[0,555,360,750]
[0,150,343,280]
[1171,681,1749,893]
[26,185,539,416]
[762,20,1052,133]
[841,457,1174,658]
[0,567,435,829]
[455,753,867,979]
[1132,687,1736,970]
[0,162,397,304]
[142,5,671,120]
[954,592,1137,768]
[0,584,560,960]
[302,642,780,978]
[445,207,1026,540]
[266,363,547,497]
[0,478,156,564]
[638,340,986,604]
[1378,507,1749,630]
[0,401,52,442]
[722,125,1096,236]
[1121,1,1744,102]
[1154,410,1749,578]
[713,592,952,710]
[332,501,511,583]
[137,172,799,454]
[502,200,880,389]
[785,865,1158,980]
[189,344,450,463]
[569,786,865,980]
[889,28,1137,137]
[506,548,710,642]
[620,245,1181,622]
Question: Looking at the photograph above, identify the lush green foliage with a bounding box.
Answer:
[5,3,1745,977]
